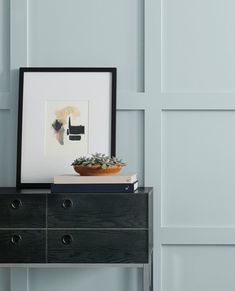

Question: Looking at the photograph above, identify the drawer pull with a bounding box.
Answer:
[10,234,22,244]
[10,199,22,209]
[62,199,73,209]
[61,234,73,245]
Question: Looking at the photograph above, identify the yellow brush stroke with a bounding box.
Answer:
[55,106,80,124]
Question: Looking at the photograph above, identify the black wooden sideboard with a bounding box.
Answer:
[0,187,153,291]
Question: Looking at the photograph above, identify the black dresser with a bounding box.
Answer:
[0,187,153,291]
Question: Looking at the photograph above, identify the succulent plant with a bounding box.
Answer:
[72,153,126,169]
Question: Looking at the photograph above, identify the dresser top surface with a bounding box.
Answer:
[0,187,153,195]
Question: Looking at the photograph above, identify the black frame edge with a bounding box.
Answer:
[111,68,117,157]
[16,67,117,189]
[16,68,24,189]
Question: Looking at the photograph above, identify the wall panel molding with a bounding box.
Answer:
[117,92,147,110]
[161,227,235,245]
[161,93,235,110]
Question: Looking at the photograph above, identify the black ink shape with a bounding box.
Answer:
[67,117,85,141]
[69,135,81,141]
[52,119,65,145]
[52,119,63,132]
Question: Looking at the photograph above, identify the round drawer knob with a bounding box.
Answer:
[62,199,73,209]
[10,199,22,209]
[10,234,22,244]
[61,234,73,245]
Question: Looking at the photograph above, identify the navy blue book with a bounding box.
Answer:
[51,181,138,193]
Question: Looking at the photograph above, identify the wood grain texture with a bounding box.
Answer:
[0,187,153,264]
[48,194,148,228]
[48,230,148,263]
[0,194,46,228]
[0,230,46,263]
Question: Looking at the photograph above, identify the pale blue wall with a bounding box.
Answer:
[5,1,235,291]
[0,0,148,290]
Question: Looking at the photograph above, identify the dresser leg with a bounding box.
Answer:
[143,251,153,291]
[143,264,150,291]
[150,252,153,291]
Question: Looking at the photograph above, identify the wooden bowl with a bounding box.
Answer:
[73,164,122,176]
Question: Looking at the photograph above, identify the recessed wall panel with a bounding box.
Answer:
[162,0,235,92]
[28,0,144,92]
[117,110,144,186]
[0,0,10,92]
[29,268,142,291]
[162,110,235,226]
[162,245,235,291]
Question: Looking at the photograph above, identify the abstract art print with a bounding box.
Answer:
[45,100,89,155]
[17,68,116,188]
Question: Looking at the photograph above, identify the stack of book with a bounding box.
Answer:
[51,173,138,193]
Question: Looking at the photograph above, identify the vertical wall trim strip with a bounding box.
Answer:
[26,0,29,66]
[138,0,145,93]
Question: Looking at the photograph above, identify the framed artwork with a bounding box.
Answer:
[17,67,116,188]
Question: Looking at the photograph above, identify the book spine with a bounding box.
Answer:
[54,175,137,184]
[51,182,138,193]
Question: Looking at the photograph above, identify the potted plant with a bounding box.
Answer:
[71,153,126,176]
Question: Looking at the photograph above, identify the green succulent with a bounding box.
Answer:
[72,153,126,169]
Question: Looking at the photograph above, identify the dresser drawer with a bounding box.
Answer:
[0,230,46,263]
[48,194,148,228]
[48,230,148,263]
[0,195,46,228]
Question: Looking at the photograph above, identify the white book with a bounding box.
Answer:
[54,173,138,184]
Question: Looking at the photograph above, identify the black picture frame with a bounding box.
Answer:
[16,67,117,189]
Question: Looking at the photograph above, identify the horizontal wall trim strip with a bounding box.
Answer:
[0,93,10,109]
[117,92,147,110]
[162,108,235,111]
[1,263,145,268]
[161,227,235,245]
[161,93,235,110]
